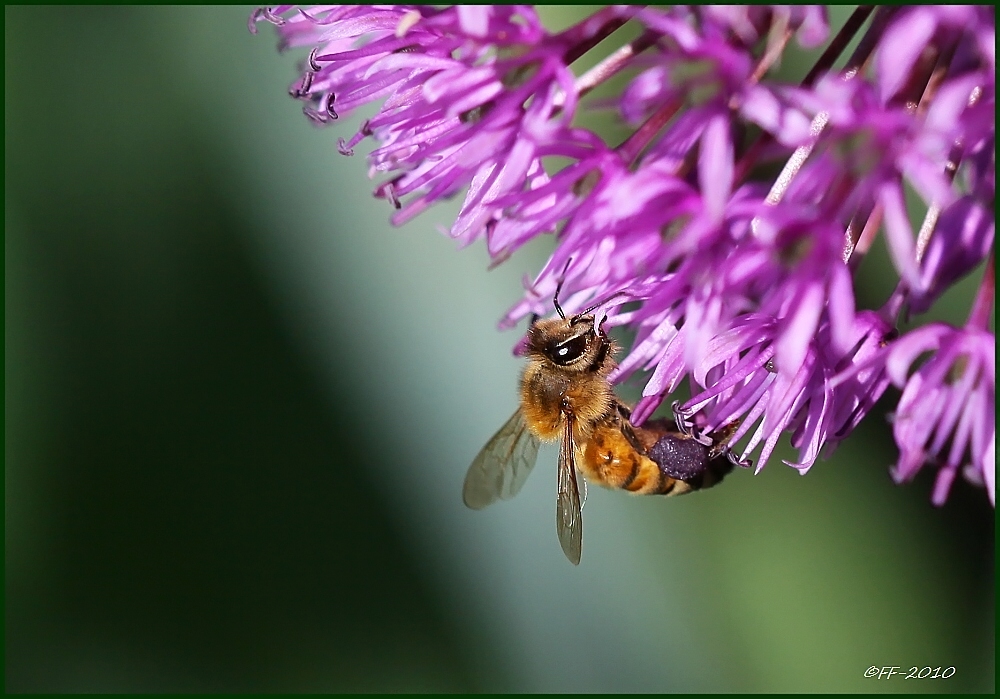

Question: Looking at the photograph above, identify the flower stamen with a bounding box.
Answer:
[967,256,995,331]
[615,97,682,167]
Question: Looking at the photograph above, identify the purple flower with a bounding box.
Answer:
[911,195,994,314]
[251,4,636,240]
[891,259,995,505]
[674,299,897,474]
[255,5,996,506]
[885,322,995,506]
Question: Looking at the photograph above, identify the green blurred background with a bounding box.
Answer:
[5,6,994,692]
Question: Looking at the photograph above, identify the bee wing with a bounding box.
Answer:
[555,413,583,565]
[463,409,541,510]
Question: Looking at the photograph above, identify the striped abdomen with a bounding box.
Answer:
[577,415,732,496]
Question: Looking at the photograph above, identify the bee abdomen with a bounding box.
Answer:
[580,435,682,496]
[580,428,663,494]
[579,421,734,497]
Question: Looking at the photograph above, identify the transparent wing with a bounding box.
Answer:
[463,409,541,510]
[556,414,583,565]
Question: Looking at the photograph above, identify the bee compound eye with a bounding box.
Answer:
[549,334,590,366]
[649,434,708,480]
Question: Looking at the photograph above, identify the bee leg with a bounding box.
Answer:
[614,404,648,456]
[726,449,753,469]
[615,401,632,421]
[673,402,713,446]
[693,430,714,447]
[672,401,694,436]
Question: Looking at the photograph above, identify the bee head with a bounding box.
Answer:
[524,260,623,372]
[527,314,610,372]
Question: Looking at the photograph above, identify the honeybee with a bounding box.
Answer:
[463,284,738,565]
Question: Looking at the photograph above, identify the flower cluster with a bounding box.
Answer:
[253,5,995,506]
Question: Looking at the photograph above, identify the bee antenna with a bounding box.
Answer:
[571,290,632,324]
[552,257,573,320]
